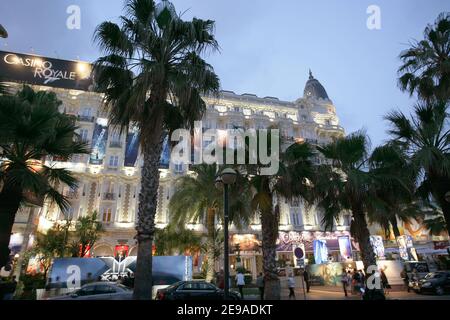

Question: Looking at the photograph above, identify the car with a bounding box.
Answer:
[414,271,450,295]
[156,280,241,300]
[48,282,133,300]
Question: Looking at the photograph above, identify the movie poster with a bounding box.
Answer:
[370,235,386,260]
[338,236,352,260]
[160,135,170,168]
[397,235,418,261]
[89,118,108,165]
[124,128,139,167]
[313,239,328,264]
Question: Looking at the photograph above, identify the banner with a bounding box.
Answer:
[0,51,93,91]
[124,128,139,167]
[338,236,352,260]
[89,118,108,165]
[47,256,193,289]
[160,135,170,168]
[313,239,328,264]
[397,235,418,261]
[370,235,385,260]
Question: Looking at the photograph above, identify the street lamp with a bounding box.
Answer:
[215,168,237,300]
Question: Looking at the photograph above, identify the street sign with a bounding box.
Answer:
[293,243,305,268]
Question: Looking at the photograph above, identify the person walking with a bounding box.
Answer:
[288,274,296,300]
[303,268,310,293]
[236,270,245,299]
[400,267,410,292]
[341,269,349,297]
[256,272,265,300]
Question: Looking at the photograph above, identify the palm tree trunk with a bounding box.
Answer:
[205,208,216,282]
[430,174,450,236]
[351,204,385,300]
[133,134,165,300]
[260,203,281,300]
[0,188,22,269]
[390,216,401,238]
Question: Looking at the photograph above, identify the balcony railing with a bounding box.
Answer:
[109,141,122,148]
[103,192,116,200]
[77,115,95,122]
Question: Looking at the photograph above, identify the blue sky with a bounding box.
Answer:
[0,0,448,147]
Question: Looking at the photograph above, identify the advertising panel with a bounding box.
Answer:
[313,239,328,264]
[0,51,93,91]
[338,236,352,260]
[124,128,139,167]
[89,118,108,165]
[47,256,193,289]
[370,235,386,260]
[397,235,419,261]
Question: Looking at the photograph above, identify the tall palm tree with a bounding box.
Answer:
[169,163,251,282]
[311,132,411,299]
[0,24,7,38]
[398,12,450,101]
[385,100,450,235]
[93,0,220,299]
[367,143,421,238]
[240,134,315,299]
[0,86,88,268]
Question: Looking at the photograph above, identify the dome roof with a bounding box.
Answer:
[303,70,329,100]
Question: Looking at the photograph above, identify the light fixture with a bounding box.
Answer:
[220,168,237,185]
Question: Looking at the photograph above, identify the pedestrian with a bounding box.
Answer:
[217,269,224,290]
[303,268,310,293]
[3,276,17,300]
[288,274,296,300]
[256,272,265,300]
[236,270,245,299]
[380,269,390,294]
[341,269,349,297]
[400,267,410,292]
[352,270,361,295]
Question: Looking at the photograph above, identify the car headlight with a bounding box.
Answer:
[421,282,432,288]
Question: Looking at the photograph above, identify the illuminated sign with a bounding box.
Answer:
[0,50,93,91]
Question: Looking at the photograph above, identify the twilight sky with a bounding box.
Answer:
[0,0,448,147]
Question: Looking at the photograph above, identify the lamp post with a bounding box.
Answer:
[215,168,237,300]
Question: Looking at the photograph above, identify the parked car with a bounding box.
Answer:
[413,271,450,295]
[48,282,133,300]
[156,280,241,300]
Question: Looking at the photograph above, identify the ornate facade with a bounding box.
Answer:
[10,69,353,276]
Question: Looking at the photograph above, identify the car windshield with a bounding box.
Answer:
[115,284,132,291]
[425,273,442,279]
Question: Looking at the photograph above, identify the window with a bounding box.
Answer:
[79,129,89,142]
[102,208,112,222]
[109,155,119,167]
[302,115,307,121]
[290,211,301,226]
[343,215,352,226]
[81,107,92,117]
[94,285,116,294]
[325,119,331,126]
[174,163,183,173]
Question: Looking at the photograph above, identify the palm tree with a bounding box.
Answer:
[93,0,220,299]
[311,132,412,299]
[169,163,251,282]
[385,100,450,235]
[0,24,7,38]
[398,12,450,101]
[241,134,315,299]
[153,225,201,256]
[0,86,88,269]
[367,143,421,238]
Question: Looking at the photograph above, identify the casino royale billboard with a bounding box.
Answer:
[0,51,93,91]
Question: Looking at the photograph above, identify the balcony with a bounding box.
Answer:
[103,192,116,201]
[109,141,122,148]
[77,115,95,122]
